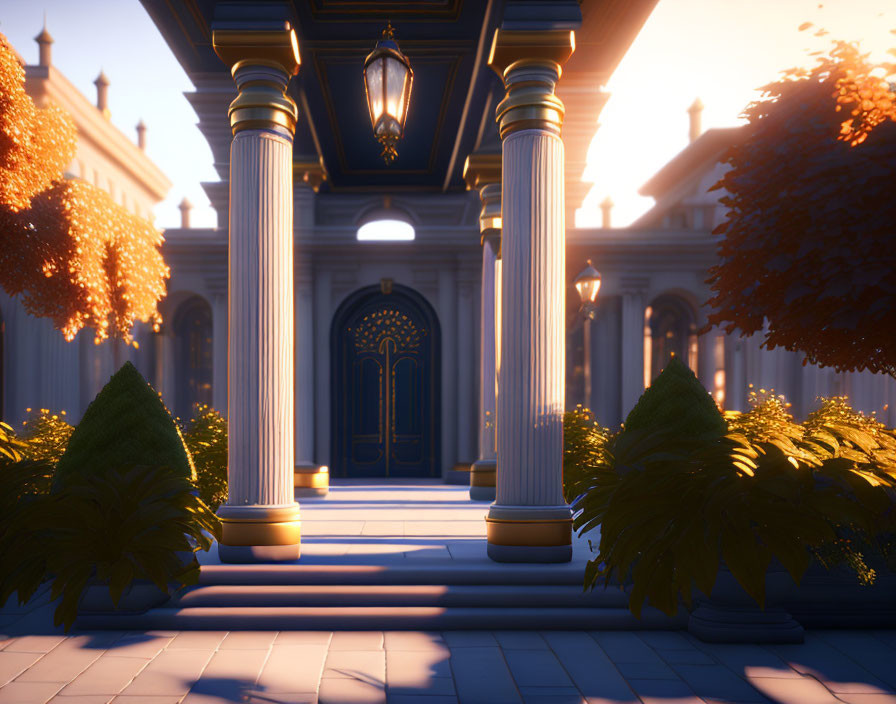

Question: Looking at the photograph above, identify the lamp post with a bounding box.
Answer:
[363,23,413,164]
[574,260,601,411]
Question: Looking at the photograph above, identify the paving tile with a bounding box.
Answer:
[4,636,66,653]
[257,645,327,694]
[166,631,228,650]
[746,673,842,704]
[243,692,317,704]
[103,634,174,660]
[329,632,383,651]
[181,648,270,704]
[360,522,404,536]
[318,677,385,704]
[387,696,457,704]
[0,651,43,686]
[219,631,277,650]
[504,650,573,689]
[705,644,801,679]
[627,678,699,704]
[835,695,896,704]
[449,647,521,704]
[614,661,677,680]
[672,664,769,702]
[636,632,697,651]
[0,638,15,652]
[109,697,183,704]
[495,632,548,650]
[404,547,452,559]
[118,648,213,696]
[871,632,896,649]
[386,650,453,694]
[441,632,497,648]
[588,632,662,664]
[817,632,896,691]
[771,636,889,693]
[0,680,63,703]
[48,696,113,704]
[15,637,108,683]
[323,650,385,684]
[655,648,715,665]
[275,632,333,646]
[384,632,447,653]
[540,633,637,704]
[519,688,586,704]
[57,656,149,695]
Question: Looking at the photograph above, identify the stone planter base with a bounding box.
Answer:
[294,464,328,497]
[688,603,804,644]
[687,563,803,644]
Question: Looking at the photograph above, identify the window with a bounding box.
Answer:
[173,297,213,420]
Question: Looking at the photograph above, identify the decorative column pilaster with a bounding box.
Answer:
[463,153,501,501]
[486,29,575,563]
[620,280,647,417]
[211,292,227,414]
[213,23,302,562]
[293,163,328,496]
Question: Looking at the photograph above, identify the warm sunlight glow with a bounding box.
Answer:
[357,219,415,241]
[579,0,896,227]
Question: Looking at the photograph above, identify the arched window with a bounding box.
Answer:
[173,296,213,420]
[644,295,698,384]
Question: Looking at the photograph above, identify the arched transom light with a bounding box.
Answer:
[357,219,415,241]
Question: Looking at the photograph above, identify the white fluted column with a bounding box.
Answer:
[486,30,575,563]
[463,154,502,501]
[621,285,646,417]
[213,24,302,562]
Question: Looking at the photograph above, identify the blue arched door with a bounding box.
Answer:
[332,285,440,477]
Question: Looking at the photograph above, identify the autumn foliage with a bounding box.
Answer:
[707,36,896,377]
[0,33,168,343]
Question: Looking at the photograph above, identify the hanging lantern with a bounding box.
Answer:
[363,22,413,164]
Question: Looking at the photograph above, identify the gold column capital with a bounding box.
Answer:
[487,29,575,80]
[213,23,301,136]
[293,158,328,192]
[463,154,503,247]
[488,29,575,139]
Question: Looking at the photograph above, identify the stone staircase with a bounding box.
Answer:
[75,562,686,631]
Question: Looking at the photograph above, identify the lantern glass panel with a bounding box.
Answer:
[385,56,407,121]
[366,58,384,124]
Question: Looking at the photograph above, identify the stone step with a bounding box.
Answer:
[76,605,686,631]
[196,562,593,586]
[169,584,630,609]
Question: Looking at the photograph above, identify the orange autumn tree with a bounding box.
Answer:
[706,35,896,377]
[0,33,168,344]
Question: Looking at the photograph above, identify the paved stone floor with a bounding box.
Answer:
[1,480,895,703]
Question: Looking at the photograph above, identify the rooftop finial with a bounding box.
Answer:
[35,15,53,67]
[687,97,704,143]
[179,198,192,229]
[600,196,614,229]
[94,70,110,119]
[136,119,147,150]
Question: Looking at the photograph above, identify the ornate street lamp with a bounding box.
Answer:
[363,22,413,164]
[574,260,602,412]
[574,259,602,318]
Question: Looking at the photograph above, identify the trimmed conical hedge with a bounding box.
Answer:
[623,355,725,441]
[55,362,195,484]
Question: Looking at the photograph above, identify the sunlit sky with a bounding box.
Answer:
[2,0,895,230]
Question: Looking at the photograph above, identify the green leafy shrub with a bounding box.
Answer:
[0,464,221,631]
[0,421,25,464]
[56,362,195,484]
[570,366,896,619]
[19,408,74,464]
[182,405,228,511]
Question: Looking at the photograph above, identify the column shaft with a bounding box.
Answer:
[226,129,295,508]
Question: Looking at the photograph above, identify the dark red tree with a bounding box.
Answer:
[707,39,896,377]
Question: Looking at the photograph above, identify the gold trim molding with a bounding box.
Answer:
[487,29,576,79]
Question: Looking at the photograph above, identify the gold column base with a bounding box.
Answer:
[217,505,301,547]
[452,463,473,473]
[470,464,496,488]
[294,465,329,495]
[485,516,572,547]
